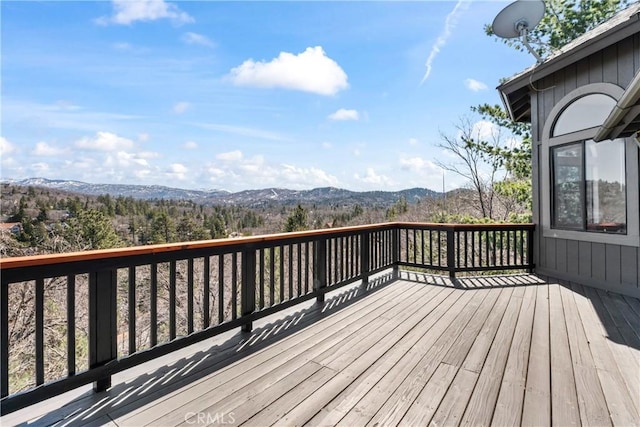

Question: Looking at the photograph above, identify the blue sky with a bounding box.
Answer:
[1,0,534,192]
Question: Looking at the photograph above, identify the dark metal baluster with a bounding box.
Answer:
[259,248,265,309]
[241,250,256,332]
[464,231,469,269]
[305,242,310,293]
[471,231,475,268]
[492,230,498,265]
[169,261,176,340]
[218,255,224,324]
[269,247,275,306]
[412,229,417,264]
[500,231,504,266]
[506,231,511,266]
[187,258,194,334]
[288,245,293,298]
[333,238,339,284]
[437,230,442,267]
[150,262,157,347]
[297,243,302,295]
[520,230,525,266]
[456,230,461,269]
[36,278,44,386]
[485,231,490,267]
[67,275,77,374]
[404,228,409,263]
[429,229,433,266]
[232,252,238,320]
[1,279,8,397]
[279,245,284,303]
[203,256,210,328]
[127,267,135,355]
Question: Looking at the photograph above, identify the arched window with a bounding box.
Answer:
[552,93,617,137]
[541,83,638,245]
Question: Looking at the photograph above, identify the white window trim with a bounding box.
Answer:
[541,83,640,247]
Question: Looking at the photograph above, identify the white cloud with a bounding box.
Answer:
[193,122,288,142]
[399,156,441,175]
[166,163,188,180]
[408,138,419,146]
[75,131,135,151]
[228,46,349,96]
[113,42,132,51]
[183,141,198,149]
[471,120,500,141]
[138,133,150,142]
[97,0,193,25]
[181,32,215,48]
[204,151,338,189]
[30,162,50,174]
[464,78,488,92]
[354,168,393,186]
[328,109,359,121]
[216,150,243,162]
[321,142,333,149]
[421,0,470,84]
[32,142,67,156]
[0,137,15,155]
[173,101,190,114]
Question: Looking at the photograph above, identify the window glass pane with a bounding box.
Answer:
[586,139,626,233]
[552,94,616,137]
[552,143,584,229]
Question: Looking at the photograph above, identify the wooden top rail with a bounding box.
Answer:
[0,222,534,270]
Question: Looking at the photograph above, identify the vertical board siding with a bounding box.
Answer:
[556,239,568,274]
[532,34,640,293]
[591,243,607,282]
[578,241,592,278]
[567,240,580,276]
[605,244,622,284]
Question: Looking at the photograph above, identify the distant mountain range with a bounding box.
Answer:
[3,178,442,207]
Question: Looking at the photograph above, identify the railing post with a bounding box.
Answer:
[241,249,256,332]
[314,238,327,303]
[361,231,370,286]
[89,269,117,392]
[447,228,456,279]
[527,227,535,273]
[392,227,400,279]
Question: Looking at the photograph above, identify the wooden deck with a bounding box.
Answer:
[3,272,640,426]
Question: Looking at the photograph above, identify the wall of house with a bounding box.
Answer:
[531,33,640,297]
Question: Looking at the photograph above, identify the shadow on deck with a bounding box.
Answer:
[3,272,639,426]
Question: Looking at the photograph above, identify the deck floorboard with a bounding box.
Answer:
[3,273,639,427]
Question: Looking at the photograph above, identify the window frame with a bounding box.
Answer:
[540,83,639,247]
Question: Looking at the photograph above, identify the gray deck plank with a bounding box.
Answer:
[548,283,581,427]
[360,288,496,426]
[571,283,640,425]
[583,286,640,415]
[277,286,477,426]
[561,283,612,426]
[491,284,536,427]
[460,286,524,426]
[521,283,551,426]
[396,287,504,427]
[116,280,424,426]
[305,286,461,426]
[138,282,436,426]
[6,274,640,427]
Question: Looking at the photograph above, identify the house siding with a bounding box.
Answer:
[531,34,640,297]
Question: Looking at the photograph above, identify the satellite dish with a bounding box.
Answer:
[492,0,545,63]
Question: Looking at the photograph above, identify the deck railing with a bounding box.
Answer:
[0,222,533,414]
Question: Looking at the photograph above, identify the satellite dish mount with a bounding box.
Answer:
[492,0,545,64]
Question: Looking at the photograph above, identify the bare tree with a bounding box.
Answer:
[436,116,505,220]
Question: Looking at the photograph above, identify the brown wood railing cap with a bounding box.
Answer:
[0,221,533,269]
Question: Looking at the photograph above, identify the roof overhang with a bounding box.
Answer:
[497,4,640,124]
[593,69,640,142]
